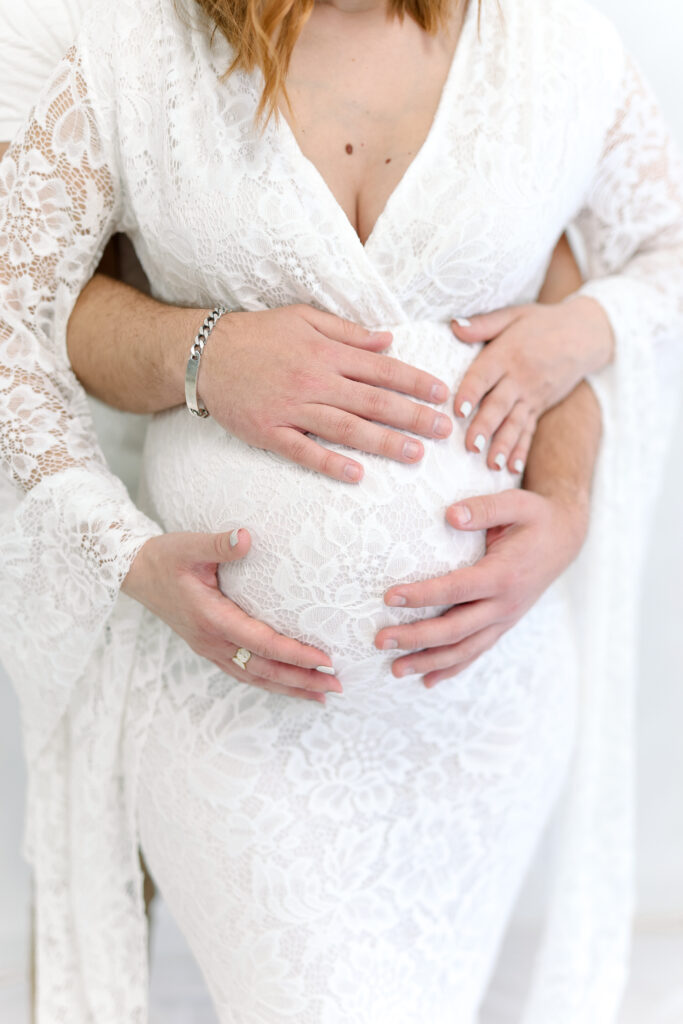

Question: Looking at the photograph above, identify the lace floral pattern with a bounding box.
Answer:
[0,0,682,1020]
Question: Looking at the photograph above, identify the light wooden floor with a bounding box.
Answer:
[1,900,682,1022]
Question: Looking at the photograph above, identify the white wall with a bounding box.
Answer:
[1,0,683,974]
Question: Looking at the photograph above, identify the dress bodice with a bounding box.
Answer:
[118,0,617,328]
[2,0,683,1020]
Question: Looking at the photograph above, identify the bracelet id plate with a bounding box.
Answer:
[185,305,229,418]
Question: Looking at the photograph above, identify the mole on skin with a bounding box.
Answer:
[345,143,353,154]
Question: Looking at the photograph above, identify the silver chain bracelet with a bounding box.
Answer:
[185,305,231,418]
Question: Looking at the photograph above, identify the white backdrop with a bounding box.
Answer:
[1,0,682,984]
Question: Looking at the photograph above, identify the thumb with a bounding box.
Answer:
[186,527,252,565]
[451,304,526,343]
[446,490,527,530]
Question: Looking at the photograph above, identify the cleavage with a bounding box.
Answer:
[277,5,463,247]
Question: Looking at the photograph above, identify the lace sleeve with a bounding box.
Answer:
[569,46,683,406]
[0,43,163,758]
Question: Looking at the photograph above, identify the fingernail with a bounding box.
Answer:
[473,434,486,452]
[381,638,399,650]
[494,453,506,470]
[430,383,448,402]
[386,594,407,607]
[229,528,242,547]
[513,459,524,474]
[433,414,451,437]
[403,441,421,460]
[344,464,362,482]
[451,503,472,525]
[459,400,472,418]
[315,665,337,675]
[395,663,414,677]
[453,317,472,327]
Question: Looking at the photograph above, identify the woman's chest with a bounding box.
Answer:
[276,7,463,248]
[123,3,611,320]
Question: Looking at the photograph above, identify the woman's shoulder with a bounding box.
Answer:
[74,0,209,106]
[517,0,625,68]
[501,0,627,112]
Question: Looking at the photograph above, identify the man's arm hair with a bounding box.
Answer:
[66,273,204,413]
[524,378,601,513]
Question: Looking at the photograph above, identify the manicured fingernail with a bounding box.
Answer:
[386,594,407,607]
[381,638,399,650]
[395,663,414,677]
[451,503,471,525]
[433,414,451,437]
[494,453,506,469]
[459,400,472,418]
[473,433,486,452]
[344,464,362,481]
[403,441,421,460]
[430,383,448,402]
[315,665,337,675]
[513,459,524,474]
[453,317,472,327]
[229,528,242,547]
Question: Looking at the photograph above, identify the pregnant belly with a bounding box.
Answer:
[140,321,519,682]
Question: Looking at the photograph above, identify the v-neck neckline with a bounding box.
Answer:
[257,1,476,256]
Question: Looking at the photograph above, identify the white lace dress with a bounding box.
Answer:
[0,0,682,1021]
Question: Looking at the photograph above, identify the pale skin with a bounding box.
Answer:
[1,0,612,700]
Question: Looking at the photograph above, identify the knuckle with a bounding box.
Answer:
[287,436,310,465]
[291,368,325,395]
[376,429,397,458]
[319,448,340,477]
[252,624,280,660]
[343,317,363,337]
[510,400,530,426]
[335,413,357,445]
[364,387,390,419]
[374,358,398,388]
[257,661,277,682]
[212,532,230,560]
[411,403,434,435]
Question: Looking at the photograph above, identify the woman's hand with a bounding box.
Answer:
[194,303,453,483]
[374,487,589,686]
[449,295,614,472]
[121,528,342,703]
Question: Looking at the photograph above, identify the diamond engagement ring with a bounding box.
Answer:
[232,647,253,670]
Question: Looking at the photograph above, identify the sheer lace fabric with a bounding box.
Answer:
[0,0,681,1020]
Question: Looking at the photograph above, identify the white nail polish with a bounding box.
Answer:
[473,434,486,452]
[315,665,336,675]
[494,453,506,469]
[459,400,472,418]
[514,459,525,474]
[454,317,472,327]
[229,528,241,547]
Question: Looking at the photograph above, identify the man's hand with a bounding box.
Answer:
[122,527,343,703]
[374,487,589,687]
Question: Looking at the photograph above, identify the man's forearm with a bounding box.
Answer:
[66,274,210,413]
[527,230,602,520]
[523,379,602,518]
